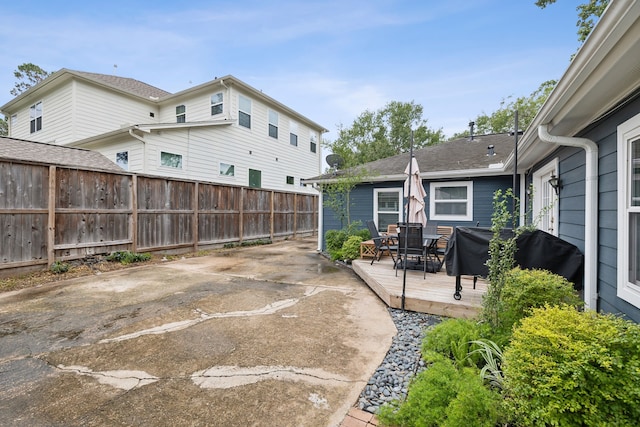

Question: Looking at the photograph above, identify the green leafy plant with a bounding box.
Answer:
[503,304,640,426]
[469,339,504,390]
[340,235,364,261]
[324,222,368,261]
[498,267,583,334]
[421,318,489,368]
[50,261,70,274]
[106,251,151,265]
[378,355,502,427]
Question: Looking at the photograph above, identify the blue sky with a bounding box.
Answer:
[1,0,585,145]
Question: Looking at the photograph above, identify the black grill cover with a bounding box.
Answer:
[444,227,584,290]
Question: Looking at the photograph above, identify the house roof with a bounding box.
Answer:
[71,70,171,99]
[304,133,514,184]
[0,137,123,172]
[0,70,328,133]
[516,0,640,170]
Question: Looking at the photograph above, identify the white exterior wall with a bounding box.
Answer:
[157,89,227,123]
[72,81,158,141]
[8,82,74,144]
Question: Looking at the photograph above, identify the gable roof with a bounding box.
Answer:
[71,70,171,99]
[0,137,123,172]
[0,70,328,133]
[305,133,514,184]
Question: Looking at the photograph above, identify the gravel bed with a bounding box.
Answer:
[357,308,442,414]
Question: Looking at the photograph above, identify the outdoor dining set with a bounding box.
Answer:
[366,220,452,279]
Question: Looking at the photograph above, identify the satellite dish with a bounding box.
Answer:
[326,154,344,170]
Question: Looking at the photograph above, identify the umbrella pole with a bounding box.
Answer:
[402,132,414,310]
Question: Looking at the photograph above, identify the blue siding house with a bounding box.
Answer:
[305,132,518,249]
[517,0,640,322]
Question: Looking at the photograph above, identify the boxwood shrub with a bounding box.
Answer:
[503,304,640,426]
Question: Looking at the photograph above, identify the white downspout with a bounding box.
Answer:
[317,186,324,252]
[129,127,148,173]
[538,124,598,310]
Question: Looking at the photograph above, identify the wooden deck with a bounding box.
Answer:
[352,257,487,319]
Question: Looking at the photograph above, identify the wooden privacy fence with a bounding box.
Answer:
[0,160,318,273]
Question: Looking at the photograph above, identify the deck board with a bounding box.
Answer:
[352,257,487,319]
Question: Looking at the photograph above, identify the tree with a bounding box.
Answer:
[325,101,445,167]
[10,63,51,97]
[450,80,556,139]
[535,0,609,42]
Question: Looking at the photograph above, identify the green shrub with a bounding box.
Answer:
[50,261,70,274]
[324,222,369,261]
[341,235,364,261]
[325,229,349,260]
[378,356,502,427]
[106,251,152,265]
[421,318,489,368]
[498,267,582,334]
[503,304,640,426]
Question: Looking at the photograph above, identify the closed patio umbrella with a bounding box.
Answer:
[404,157,427,226]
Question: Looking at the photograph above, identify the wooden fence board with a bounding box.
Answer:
[0,160,318,272]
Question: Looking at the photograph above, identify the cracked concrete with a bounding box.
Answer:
[0,237,396,427]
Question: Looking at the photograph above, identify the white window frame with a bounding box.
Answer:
[116,151,129,171]
[429,181,473,222]
[268,109,278,139]
[176,105,186,123]
[30,101,42,133]
[617,113,640,307]
[211,92,223,116]
[289,121,298,146]
[238,95,251,129]
[532,159,560,236]
[310,131,318,153]
[373,188,402,230]
[159,151,183,169]
[219,162,235,177]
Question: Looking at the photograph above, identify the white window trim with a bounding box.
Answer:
[617,113,640,307]
[211,92,223,116]
[219,161,235,178]
[238,95,251,129]
[268,109,278,139]
[429,181,473,222]
[373,188,402,229]
[532,159,560,236]
[159,151,184,169]
[116,150,129,171]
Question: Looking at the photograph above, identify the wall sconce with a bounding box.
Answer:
[548,173,562,195]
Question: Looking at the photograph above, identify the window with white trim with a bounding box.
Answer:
[116,151,128,170]
[268,109,278,139]
[30,101,42,133]
[160,151,182,169]
[211,92,223,116]
[176,105,186,123]
[374,188,402,231]
[618,113,640,307]
[290,121,298,146]
[429,181,473,221]
[220,162,235,176]
[310,131,318,153]
[239,95,251,129]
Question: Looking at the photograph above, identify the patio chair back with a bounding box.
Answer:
[397,223,423,256]
[366,220,397,264]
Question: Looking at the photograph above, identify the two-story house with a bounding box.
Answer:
[0,70,327,194]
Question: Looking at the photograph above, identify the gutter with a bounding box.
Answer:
[538,124,598,310]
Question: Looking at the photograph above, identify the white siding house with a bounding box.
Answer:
[0,69,326,194]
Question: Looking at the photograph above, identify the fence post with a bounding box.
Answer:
[239,187,244,244]
[47,165,56,267]
[293,193,298,238]
[270,190,275,240]
[193,181,199,252]
[131,174,138,253]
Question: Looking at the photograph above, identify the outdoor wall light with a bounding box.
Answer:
[548,173,562,195]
